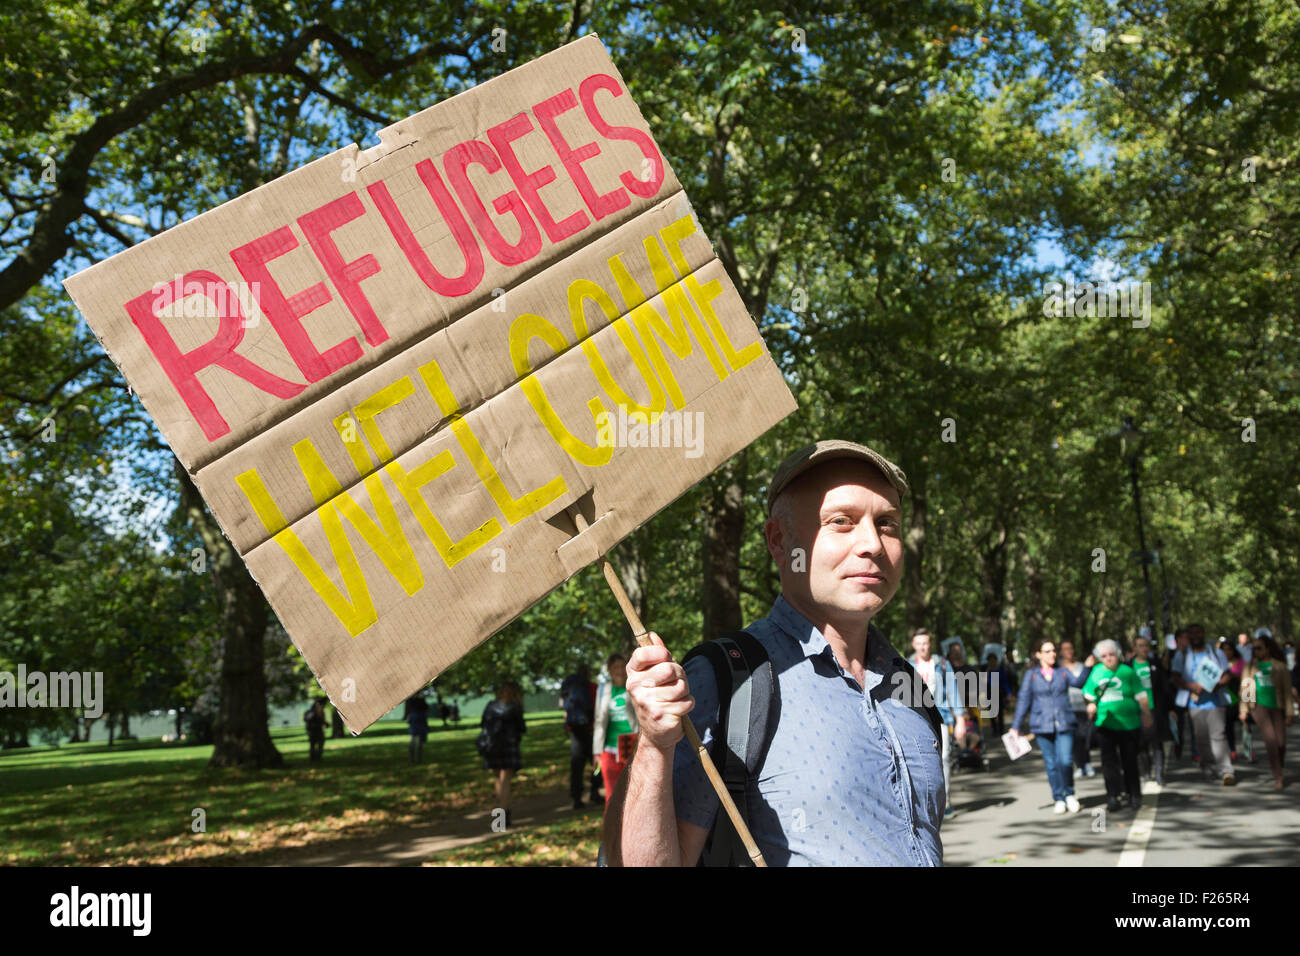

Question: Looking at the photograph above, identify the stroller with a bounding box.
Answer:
[954,716,988,771]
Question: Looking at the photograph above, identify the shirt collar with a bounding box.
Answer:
[770,594,830,659]
[769,594,895,668]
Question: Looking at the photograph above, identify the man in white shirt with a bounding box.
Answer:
[908,629,960,817]
[1171,623,1235,785]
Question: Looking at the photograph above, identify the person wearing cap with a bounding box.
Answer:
[604,440,944,866]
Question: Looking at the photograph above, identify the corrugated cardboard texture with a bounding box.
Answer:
[62,35,796,731]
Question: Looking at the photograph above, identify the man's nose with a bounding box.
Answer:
[853,518,884,556]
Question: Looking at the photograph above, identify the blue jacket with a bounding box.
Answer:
[1011,664,1090,735]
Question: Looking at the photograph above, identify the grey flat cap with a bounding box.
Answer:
[766,439,909,514]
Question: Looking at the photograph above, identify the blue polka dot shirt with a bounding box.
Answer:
[671,595,945,866]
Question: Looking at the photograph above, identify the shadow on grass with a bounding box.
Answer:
[419,810,604,867]
[2,712,574,865]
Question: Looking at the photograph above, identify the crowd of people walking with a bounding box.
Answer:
[297,622,1295,839]
[990,623,1298,813]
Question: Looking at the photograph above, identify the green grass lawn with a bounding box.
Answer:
[0,711,588,865]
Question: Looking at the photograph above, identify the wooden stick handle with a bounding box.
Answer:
[571,508,767,867]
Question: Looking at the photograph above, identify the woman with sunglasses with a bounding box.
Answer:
[1009,638,1095,814]
[1238,634,1295,790]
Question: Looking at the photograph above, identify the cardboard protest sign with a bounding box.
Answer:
[62,35,797,732]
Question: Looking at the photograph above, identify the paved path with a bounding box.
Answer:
[267,725,1299,866]
[942,723,1300,867]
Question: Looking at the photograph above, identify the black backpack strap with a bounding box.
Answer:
[682,629,777,867]
[869,634,943,746]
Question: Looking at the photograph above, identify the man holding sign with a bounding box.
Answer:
[605,441,945,866]
[1170,623,1236,785]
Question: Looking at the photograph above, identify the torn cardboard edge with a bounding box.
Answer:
[354,34,613,175]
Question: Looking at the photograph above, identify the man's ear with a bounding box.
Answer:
[764,515,785,565]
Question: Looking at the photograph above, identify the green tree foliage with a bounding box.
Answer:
[2,0,1296,755]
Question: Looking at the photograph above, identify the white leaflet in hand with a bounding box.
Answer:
[1002,732,1031,761]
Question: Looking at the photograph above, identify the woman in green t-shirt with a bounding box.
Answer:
[1130,635,1172,786]
[1238,634,1295,790]
[593,653,640,811]
[1083,639,1153,812]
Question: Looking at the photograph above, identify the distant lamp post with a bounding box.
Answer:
[1120,417,1158,638]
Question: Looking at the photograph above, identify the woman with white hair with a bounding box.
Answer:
[1083,639,1153,812]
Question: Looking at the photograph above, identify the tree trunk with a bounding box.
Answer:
[176,708,184,738]
[1022,545,1045,648]
[977,519,1010,649]
[120,712,131,740]
[1088,570,1110,647]
[208,554,281,768]
[209,559,281,767]
[331,707,346,738]
[932,509,949,644]
[107,713,116,747]
[701,450,747,639]
[1062,592,1084,647]
[174,457,283,769]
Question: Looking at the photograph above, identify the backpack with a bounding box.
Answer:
[682,627,943,867]
[680,630,778,868]
[594,631,770,868]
